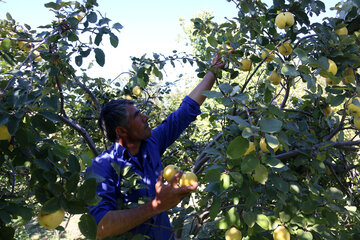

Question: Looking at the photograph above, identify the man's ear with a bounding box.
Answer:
[115,126,127,138]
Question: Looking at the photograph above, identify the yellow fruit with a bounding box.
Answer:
[278,41,292,56]
[240,59,252,71]
[269,71,281,85]
[125,94,133,100]
[33,51,42,62]
[179,171,198,187]
[244,142,255,156]
[18,41,32,52]
[225,227,242,240]
[344,67,355,84]
[323,106,332,117]
[261,49,275,62]
[38,208,65,229]
[273,225,290,240]
[260,138,278,153]
[335,26,348,36]
[275,12,295,29]
[347,103,360,117]
[0,125,11,141]
[321,59,337,77]
[346,97,360,117]
[132,86,142,96]
[354,116,360,130]
[163,164,180,182]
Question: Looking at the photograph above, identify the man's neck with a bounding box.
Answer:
[118,139,141,156]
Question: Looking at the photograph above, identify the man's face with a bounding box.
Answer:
[126,104,151,141]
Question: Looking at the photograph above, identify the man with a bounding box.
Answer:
[88,56,224,240]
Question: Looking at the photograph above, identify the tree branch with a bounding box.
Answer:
[57,114,99,156]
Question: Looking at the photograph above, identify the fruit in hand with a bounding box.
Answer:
[275,12,295,29]
[179,171,197,187]
[269,71,281,85]
[38,208,65,229]
[240,59,252,71]
[163,164,180,182]
[225,227,242,240]
[278,41,292,56]
[273,225,290,240]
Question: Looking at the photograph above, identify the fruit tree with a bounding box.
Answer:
[1,0,360,240]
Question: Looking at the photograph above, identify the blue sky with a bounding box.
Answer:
[0,0,339,80]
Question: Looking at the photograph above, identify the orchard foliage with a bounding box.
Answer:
[0,0,360,240]
[171,0,360,239]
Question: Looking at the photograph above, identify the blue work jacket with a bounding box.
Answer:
[88,96,201,239]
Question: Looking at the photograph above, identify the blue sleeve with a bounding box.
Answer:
[151,96,201,155]
[88,156,120,225]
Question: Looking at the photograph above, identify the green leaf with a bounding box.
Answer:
[41,197,61,214]
[229,172,243,187]
[207,36,218,48]
[87,12,97,23]
[243,211,256,227]
[294,48,309,64]
[201,90,223,98]
[325,187,344,200]
[271,176,289,193]
[297,229,313,240]
[112,22,123,31]
[69,154,81,173]
[219,83,233,93]
[94,48,105,67]
[44,2,61,10]
[241,154,259,174]
[227,136,249,159]
[78,214,97,239]
[260,118,282,133]
[264,157,286,169]
[77,178,97,202]
[94,33,103,46]
[256,214,270,230]
[209,198,221,220]
[265,134,279,150]
[253,164,268,185]
[68,32,79,41]
[226,115,250,127]
[66,173,80,193]
[75,55,83,67]
[109,32,119,48]
[281,64,300,77]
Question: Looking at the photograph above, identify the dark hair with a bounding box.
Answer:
[98,99,135,142]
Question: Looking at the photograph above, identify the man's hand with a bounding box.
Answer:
[151,171,198,213]
[211,54,226,74]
